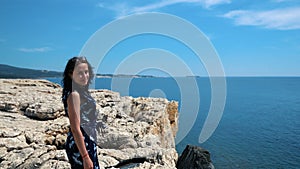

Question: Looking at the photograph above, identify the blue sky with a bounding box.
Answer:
[1,0,300,76]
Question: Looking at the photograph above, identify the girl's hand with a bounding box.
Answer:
[83,156,93,169]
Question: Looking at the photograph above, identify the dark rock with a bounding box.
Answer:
[176,144,214,169]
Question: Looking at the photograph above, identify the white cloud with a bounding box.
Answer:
[97,0,231,18]
[223,7,300,30]
[18,47,52,53]
[132,0,231,13]
[200,0,231,8]
[97,2,132,18]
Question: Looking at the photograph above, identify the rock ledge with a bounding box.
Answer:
[0,79,179,169]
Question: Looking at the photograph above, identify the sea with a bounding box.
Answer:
[47,77,300,169]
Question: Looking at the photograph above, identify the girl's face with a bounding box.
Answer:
[71,62,89,86]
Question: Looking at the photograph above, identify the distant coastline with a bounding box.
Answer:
[0,64,162,79]
[0,64,157,79]
[2,64,299,79]
[0,64,63,79]
[0,64,207,79]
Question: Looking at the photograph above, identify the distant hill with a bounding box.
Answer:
[0,64,63,79]
[0,64,158,79]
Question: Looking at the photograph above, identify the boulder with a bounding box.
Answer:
[176,144,214,169]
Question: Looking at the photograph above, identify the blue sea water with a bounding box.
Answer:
[48,77,300,169]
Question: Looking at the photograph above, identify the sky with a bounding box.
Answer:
[1,0,300,76]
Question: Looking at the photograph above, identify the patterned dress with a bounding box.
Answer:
[62,87,100,169]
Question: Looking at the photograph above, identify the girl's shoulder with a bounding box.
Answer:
[69,90,80,99]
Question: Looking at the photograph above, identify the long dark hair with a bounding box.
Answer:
[61,56,94,101]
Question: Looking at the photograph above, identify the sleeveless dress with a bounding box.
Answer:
[62,87,100,169]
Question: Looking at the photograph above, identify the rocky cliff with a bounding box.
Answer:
[0,79,179,169]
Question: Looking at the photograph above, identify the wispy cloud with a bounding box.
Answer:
[223,7,300,30]
[97,0,231,18]
[199,0,231,8]
[131,0,231,13]
[97,2,131,18]
[18,47,52,53]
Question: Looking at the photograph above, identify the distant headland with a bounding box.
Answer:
[0,64,155,79]
[0,64,63,79]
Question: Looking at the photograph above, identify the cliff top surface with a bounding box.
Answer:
[0,78,179,169]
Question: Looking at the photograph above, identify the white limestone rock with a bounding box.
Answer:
[0,79,179,169]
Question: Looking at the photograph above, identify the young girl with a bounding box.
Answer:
[62,56,100,169]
